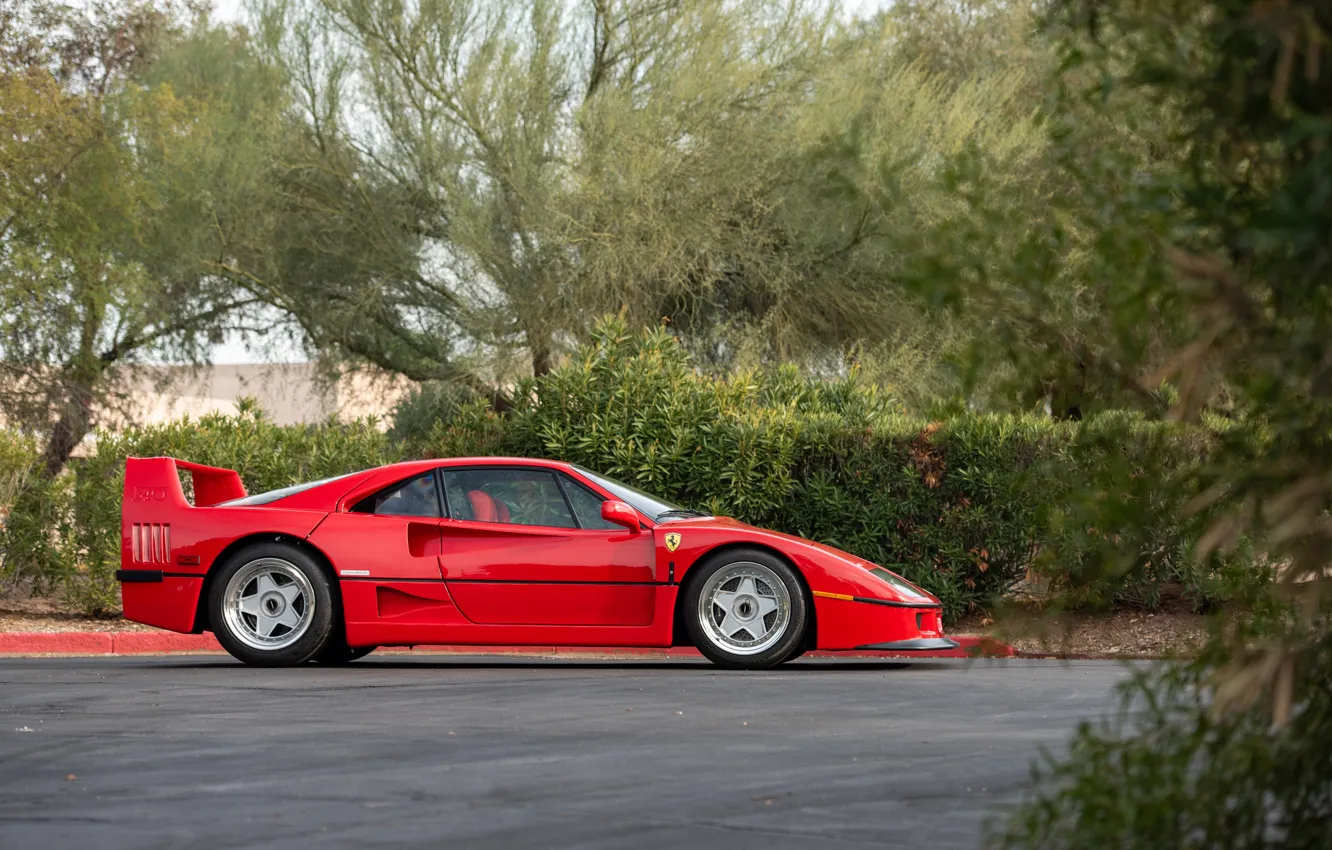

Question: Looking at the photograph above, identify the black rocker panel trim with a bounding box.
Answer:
[116,569,164,583]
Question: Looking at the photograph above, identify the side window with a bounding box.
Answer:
[560,475,623,531]
[351,471,441,518]
[443,468,575,528]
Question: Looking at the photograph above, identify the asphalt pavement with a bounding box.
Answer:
[0,656,1138,849]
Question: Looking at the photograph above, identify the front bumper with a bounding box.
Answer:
[811,591,949,650]
[853,637,960,651]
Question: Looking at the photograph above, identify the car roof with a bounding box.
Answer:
[356,455,580,482]
[374,457,576,475]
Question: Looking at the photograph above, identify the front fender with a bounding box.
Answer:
[656,518,947,650]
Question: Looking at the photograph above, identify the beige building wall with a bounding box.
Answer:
[98,364,411,430]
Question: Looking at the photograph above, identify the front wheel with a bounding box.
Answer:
[684,548,809,669]
[209,542,337,667]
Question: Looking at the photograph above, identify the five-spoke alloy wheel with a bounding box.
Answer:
[684,547,809,668]
[210,542,337,666]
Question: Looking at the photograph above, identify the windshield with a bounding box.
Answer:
[219,472,359,507]
[574,466,707,521]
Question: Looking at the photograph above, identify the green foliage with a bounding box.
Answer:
[387,382,480,445]
[503,322,807,519]
[990,610,1332,850]
[885,1,1332,847]
[0,475,78,599]
[0,431,75,598]
[2,399,398,612]
[874,1,1048,87]
[3,327,1244,618]
[0,429,38,518]
[0,1,295,475]
[233,0,1045,390]
[413,322,1239,620]
[1031,411,1222,609]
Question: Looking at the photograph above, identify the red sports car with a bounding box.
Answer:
[119,456,956,668]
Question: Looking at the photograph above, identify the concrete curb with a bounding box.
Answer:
[0,631,1016,659]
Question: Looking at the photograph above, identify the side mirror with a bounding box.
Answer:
[601,500,641,533]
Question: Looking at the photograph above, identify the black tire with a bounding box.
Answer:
[208,541,337,667]
[312,643,376,665]
[683,547,809,669]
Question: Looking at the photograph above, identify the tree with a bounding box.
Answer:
[876,0,1332,845]
[839,0,1190,419]
[0,1,290,475]
[876,0,1045,85]
[234,0,1044,391]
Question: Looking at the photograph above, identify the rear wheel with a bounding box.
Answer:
[684,548,809,669]
[209,542,336,667]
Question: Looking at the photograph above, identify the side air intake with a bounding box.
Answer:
[130,523,171,565]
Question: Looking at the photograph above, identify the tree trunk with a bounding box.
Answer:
[530,333,553,377]
[40,276,109,477]
[1050,360,1087,421]
[41,375,96,478]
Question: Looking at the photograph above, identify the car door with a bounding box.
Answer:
[437,465,657,626]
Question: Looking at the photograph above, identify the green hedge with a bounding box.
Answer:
[0,399,399,613]
[2,323,1247,618]
[421,322,1242,619]
[0,430,74,601]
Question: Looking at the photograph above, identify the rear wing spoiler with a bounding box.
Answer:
[123,457,247,510]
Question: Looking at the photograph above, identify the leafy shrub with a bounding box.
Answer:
[0,475,77,601]
[1030,411,1236,610]
[990,603,1331,850]
[0,432,77,598]
[0,430,39,519]
[52,399,399,612]
[2,325,1252,617]
[417,321,1244,619]
[387,381,479,445]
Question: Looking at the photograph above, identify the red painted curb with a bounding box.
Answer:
[0,631,1016,659]
[111,632,225,654]
[955,634,1019,658]
[0,632,114,654]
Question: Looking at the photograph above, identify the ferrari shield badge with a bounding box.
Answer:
[664,532,682,552]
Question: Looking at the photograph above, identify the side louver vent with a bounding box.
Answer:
[131,523,171,564]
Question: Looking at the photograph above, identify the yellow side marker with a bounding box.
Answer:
[812,591,854,602]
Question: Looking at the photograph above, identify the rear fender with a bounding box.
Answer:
[120,457,328,633]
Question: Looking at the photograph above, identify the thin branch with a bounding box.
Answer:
[99,298,262,364]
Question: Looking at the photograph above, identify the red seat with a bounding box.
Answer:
[466,490,511,523]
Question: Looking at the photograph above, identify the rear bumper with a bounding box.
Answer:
[120,574,204,634]
[853,638,960,651]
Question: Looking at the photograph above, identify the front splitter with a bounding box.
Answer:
[853,637,961,651]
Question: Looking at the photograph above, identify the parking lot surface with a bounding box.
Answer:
[0,656,1136,849]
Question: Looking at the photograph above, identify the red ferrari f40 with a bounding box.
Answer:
[118,456,956,668]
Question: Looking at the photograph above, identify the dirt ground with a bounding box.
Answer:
[0,595,157,633]
[3,592,1214,656]
[953,604,1211,658]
